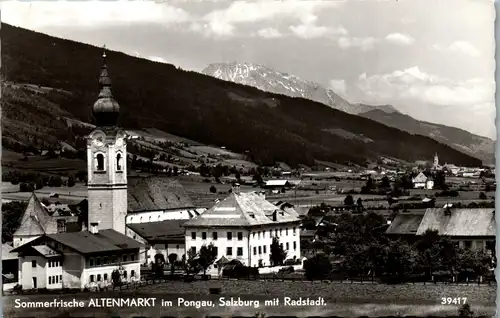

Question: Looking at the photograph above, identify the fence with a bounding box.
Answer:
[4,272,496,296]
[216,272,496,286]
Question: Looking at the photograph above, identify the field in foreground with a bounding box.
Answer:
[5,281,495,317]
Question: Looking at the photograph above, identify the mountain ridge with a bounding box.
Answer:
[202,62,397,115]
[359,109,495,164]
[1,23,482,168]
[202,61,493,164]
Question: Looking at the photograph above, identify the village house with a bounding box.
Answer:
[264,180,293,190]
[11,227,142,290]
[183,185,301,271]
[386,207,495,254]
[13,194,79,248]
[11,49,144,290]
[412,172,434,190]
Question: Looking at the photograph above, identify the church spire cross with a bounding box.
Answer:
[102,45,107,65]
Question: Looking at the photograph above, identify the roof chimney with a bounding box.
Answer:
[233,183,241,195]
[89,222,99,234]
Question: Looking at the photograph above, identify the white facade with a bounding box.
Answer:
[18,256,63,290]
[17,235,141,290]
[13,236,38,249]
[87,129,128,235]
[184,224,301,268]
[425,180,434,190]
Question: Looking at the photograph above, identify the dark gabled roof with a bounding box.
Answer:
[417,208,495,236]
[127,220,186,242]
[14,193,56,237]
[386,208,496,237]
[12,229,144,255]
[127,177,194,212]
[386,213,424,235]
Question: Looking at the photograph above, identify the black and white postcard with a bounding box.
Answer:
[0,0,496,317]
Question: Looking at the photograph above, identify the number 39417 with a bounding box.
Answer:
[441,297,467,305]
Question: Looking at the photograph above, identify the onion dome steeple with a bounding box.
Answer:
[92,45,120,127]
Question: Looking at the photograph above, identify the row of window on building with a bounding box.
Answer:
[190,242,297,257]
[191,228,297,241]
[89,270,136,283]
[89,254,136,267]
[48,260,61,268]
[48,275,62,285]
[252,242,297,255]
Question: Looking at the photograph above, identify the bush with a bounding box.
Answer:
[67,175,76,187]
[304,254,332,280]
[209,185,217,193]
[436,190,459,197]
[223,265,259,279]
[19,182,35,192]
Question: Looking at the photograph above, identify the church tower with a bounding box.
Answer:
[86,47,127,234]
[433,152,439,169]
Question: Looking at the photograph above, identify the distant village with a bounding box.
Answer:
[2,52,496,295]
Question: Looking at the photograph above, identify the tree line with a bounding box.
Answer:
[302,212,494,283]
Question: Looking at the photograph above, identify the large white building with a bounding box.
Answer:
[124,177,205,265]
[125,177,205,225]
[12,49,143,290]
[183,185,301,269]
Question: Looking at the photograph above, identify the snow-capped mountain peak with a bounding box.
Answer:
[201,62,397,115]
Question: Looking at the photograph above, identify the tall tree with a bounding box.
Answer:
[344,195,354,206]
[168,253,178,276]
[270,237,286,266]
[198,243,218,277]
[2,201,27,243]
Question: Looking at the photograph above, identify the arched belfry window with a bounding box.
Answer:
[116,153,122,171]
[96,154,105,171]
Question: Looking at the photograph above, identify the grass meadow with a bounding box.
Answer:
[4,281,495,317]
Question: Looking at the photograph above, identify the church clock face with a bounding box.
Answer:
[93,137,104,147]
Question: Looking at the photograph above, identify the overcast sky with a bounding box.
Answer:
[2,0,496,139]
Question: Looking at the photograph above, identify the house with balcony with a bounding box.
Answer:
[183,185,301,272]
[11,225,143,290]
